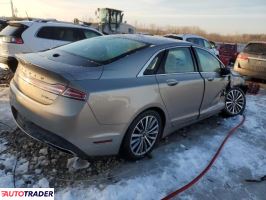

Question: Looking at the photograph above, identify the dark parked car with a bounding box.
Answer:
[234,42,266,80]
[219,43,238,66]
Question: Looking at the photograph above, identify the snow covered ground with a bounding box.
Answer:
[0,85,266,200]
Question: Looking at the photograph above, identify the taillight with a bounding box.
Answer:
[62,87,87,101]
[19,75,86,101]
[14,37,24,44]
[42,84,66,95]
[1,36,24,44]
[40,83,86,101]
[237,53,248,61]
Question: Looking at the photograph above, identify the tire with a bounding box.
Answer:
[0,68,13,84]
[223,87,246,117]
[121,110,163,160]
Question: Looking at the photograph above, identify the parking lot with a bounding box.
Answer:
[0,84,265,199]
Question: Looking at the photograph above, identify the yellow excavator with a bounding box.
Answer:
[74,8,136,35]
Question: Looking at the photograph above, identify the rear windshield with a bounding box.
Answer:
[244,43,266,55]
[0,24,28,37]
[220,44,237,51]
[164,35,183,40]
[58,36,149,64]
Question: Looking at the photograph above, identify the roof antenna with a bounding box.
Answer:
[10,0,16,18]
[25,11,29,19]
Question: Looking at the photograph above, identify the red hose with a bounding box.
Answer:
[162,115,246,200]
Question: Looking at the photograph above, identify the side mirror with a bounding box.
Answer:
[220,67,231,76]
[210,41,216,49]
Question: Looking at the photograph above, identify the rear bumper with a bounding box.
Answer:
[9,80,127,158]
[12,107,89,159]
[0,55,18,73]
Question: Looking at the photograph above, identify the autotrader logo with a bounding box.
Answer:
[0,188,54,200]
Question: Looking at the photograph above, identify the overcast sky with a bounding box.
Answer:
[0,0,265,34]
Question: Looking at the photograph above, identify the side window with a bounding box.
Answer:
[53,28,84,42]
[36,27,54,39]
[186,38,195,43]
[37,27,85,42]
[83,29,101,39]
[163,48,195,74]
[187,38,204,47]
[195,48,221,72]
[204,40,211,49]
[144,51,164,75]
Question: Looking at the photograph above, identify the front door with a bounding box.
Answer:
[193,47,229,118]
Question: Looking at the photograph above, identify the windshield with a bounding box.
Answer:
[58,36,149,64]
[244,43,266,55]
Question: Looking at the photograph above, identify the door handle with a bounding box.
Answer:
[207,77,214,81]
[166,79,179,86]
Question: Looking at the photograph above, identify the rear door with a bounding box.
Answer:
[193,47,229,118]
[155,47,204,127]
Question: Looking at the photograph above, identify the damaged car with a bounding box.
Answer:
[10,35,247,160]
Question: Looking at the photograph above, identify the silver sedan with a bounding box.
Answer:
[9,35,247,160]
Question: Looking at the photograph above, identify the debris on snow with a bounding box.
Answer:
[39,148,48,156]
[35,169,42,174]
[67,157,91,172]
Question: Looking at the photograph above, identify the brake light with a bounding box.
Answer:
[14,37,24,44]
[62,87,87,101]
[1,36,24,44]
[237,53,248,61]
[42,84,66,95]
[19,75,86,101]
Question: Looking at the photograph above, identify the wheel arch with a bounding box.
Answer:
[119,106,167,154]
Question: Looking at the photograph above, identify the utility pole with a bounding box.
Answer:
[10,0,15,18]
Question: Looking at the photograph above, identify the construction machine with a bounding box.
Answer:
[74,8,136,34]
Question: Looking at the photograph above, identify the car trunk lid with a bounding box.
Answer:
[14,51,102,105]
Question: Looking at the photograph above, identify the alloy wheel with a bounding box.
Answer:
[225,89,245,115]
[130,115,159,156]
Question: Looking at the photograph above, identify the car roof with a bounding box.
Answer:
[112,34,191,46]
[0,19,8,23]
[248,41,266,44]
[8,20,101,32]
[165,33,206,40]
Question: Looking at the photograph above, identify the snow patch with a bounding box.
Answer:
[34,178,50,188]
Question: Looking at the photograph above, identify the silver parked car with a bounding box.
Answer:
[10,35,247,160]
[164,34,220,57]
